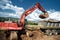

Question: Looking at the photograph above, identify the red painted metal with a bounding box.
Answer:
[0,2,48,30]
[0,22,22,30]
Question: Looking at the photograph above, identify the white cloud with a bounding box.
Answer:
[48,11,60,21]
[0,0,25,18]
[0,12,19,18]
[0,0,60,22]
[0,0,11,8]
[26,8,43,21]
[26,9,60,21]
[2,3,25,16]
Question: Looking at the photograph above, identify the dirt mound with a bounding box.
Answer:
[21,30,44,40]
[0,31,6,40]
[21,30,60,40]
[0,30,60,40]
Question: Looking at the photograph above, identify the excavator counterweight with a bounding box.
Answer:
[0,2,48,30]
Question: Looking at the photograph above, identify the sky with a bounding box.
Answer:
[0,0,60,21]
[10,0,60,11]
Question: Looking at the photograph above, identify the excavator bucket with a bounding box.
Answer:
[39,12,49,19]
[0,2,48,30]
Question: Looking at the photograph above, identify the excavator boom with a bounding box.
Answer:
[20,2,48,29]
[0,2,48,30]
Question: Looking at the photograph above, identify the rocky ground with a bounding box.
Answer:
[21,34,60,40]
[0,30,60,40]
[21,30,60,40]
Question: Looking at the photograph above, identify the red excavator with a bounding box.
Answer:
[0,2,48,30]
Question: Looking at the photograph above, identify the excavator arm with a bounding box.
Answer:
[20,2,49,29]
[0,2,48,30]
